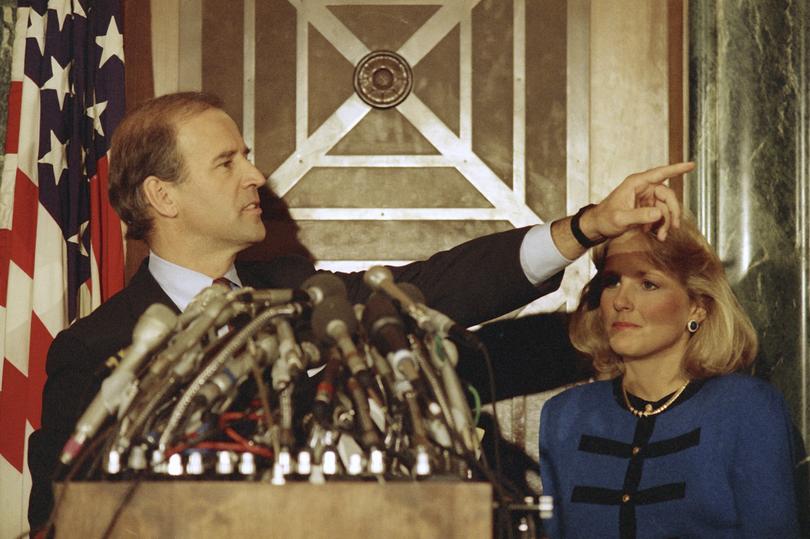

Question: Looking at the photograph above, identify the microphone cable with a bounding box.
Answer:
[247,338,275,435]
[467,382,482,426]
[421,333,519,539]
[457,334,516,539]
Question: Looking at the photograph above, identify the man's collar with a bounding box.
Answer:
[147,251,242,312]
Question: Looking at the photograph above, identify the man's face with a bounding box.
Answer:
[168,108,267,255]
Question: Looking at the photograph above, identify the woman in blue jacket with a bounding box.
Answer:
[539,217,801,538]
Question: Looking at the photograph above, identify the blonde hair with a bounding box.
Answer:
[569,217,758,379]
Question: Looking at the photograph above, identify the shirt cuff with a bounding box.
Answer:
[519,223,575,286]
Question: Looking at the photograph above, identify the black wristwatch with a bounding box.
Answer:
[570,204,601,249]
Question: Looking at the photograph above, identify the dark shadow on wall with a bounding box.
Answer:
[238,185,314,263]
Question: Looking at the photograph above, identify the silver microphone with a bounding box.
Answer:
[364,266,482,347]
[147,293,232,379]
[248,272,346,307]
[60,303,177,465]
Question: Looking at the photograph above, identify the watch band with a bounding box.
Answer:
[570,204,600,249]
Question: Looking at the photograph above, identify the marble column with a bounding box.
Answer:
[0,2,16,175]
[689,1,809,440]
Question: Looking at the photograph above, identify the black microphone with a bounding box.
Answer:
[362,292,420,385]
[396,287,476,453]
[311,296,375,392]
[300,272,347,305]
[313,347,342,426]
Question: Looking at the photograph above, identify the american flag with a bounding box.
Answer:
[0,1,125,534]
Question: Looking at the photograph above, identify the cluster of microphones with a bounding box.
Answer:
[59,266,487,484]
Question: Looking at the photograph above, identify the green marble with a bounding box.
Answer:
[689,0,809,443]
[0,5,16,177]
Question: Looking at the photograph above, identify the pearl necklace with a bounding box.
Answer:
[622,380,690,418]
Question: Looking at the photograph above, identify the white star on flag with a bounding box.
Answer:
[73,0,86,18]
[86,99,107,136]
[47,0,72,31]
[95,16,124,68]
[27,8,46,54]
[41,57,72,110]
[67,220,90,256]
[38,131,69,184]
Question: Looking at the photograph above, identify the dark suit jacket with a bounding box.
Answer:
[27,226,562,528]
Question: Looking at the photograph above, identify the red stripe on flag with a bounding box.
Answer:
[26,314,51,431]
[0,314,52,471]
[0,229,9,307]
[0,359,28,472]
[90,156,125,302]
[10,170,38,279]
[4,80,22,154]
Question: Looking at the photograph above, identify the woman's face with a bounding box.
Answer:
[599,231,703,365]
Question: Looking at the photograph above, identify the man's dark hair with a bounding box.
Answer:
[109,92,224,240]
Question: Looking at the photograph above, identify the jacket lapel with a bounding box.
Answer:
[124,259,181,321]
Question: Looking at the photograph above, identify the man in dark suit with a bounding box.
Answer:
[27,92,693,530]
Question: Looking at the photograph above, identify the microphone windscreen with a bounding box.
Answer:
[133,303,177,347]
[362,292,401,332]
[301,272,348,304]
[363,265,394,291]
[362,293,409,354]
[311,295,358,343]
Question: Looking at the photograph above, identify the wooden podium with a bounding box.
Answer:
[54,481,492,538]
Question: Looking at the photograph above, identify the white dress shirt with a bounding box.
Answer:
[148,251,243,312]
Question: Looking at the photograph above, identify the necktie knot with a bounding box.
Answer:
[213,277,237,290]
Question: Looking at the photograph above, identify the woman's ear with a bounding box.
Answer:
[689,301,708,324]
[142,176,178,218]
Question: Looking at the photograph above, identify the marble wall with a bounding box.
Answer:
[0,2,16,176]
[589,0,669,203]
[689,0,810,440]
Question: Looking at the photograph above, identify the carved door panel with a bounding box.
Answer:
[201,0,584,314]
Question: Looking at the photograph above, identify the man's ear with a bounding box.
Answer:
[142,176,178,218]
